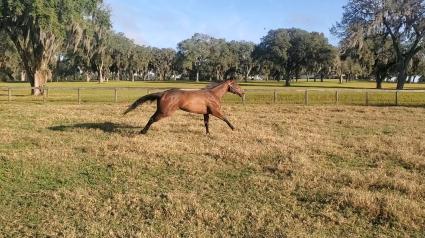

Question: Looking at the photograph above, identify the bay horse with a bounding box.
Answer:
[123,79,245,134]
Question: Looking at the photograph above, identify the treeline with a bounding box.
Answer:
[1,0,425,95]
[332,0,425,89]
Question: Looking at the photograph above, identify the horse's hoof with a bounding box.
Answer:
[140,131,147,135]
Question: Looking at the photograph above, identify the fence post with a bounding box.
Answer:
[43,90,46,103]
[395,90,399,106]
[273,90,277,104]
[78,88,81,104]
[335,90,339,105]
[242,94,246,105]
[114,88,118,103]
[45,88,49,98]
[147,89,150,95]
[8,88,11,102]
[304,89,309,105]
[365,91,369,106]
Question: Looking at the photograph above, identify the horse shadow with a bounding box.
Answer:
[48,122,140,135]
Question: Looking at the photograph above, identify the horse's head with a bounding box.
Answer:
[227,79,245,97]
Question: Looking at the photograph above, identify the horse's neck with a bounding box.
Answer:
[210,83,228,98]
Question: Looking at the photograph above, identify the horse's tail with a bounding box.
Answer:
[123,92,163,115]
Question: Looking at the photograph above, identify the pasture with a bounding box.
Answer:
[1,80,425,106]
[1,95,425,236]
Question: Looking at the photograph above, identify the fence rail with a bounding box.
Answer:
[1,86,425,106]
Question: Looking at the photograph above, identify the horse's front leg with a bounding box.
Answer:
[222,116,235,130]
[203,114,210,134]
[210,110,235,130]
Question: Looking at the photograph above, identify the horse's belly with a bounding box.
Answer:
[179,103,207,114]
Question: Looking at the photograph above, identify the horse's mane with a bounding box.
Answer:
[204,80,228,89]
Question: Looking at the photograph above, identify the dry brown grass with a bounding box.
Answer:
[0,102,425,237]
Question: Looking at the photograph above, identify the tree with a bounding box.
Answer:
[409,50,425,79]
[108,32,134,81]
[76,2,111,83]
[228,41,256,82]
[255,29,291,85]
[256,28,335,86]
[360,38,395,89]
[333,53,345,84]
[0,0,102,95]
[0,30,21,81]
[176,33,211,82]
[286,29,311,83]
[150,48,176,81]
[341,56,364,82]
[333,0,425,89]
[306,32,336,82]
[208,39,233,81]
[133,46,152,81]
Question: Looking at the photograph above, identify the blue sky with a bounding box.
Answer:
[104,0,347,48]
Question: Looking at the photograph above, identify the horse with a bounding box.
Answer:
[123,79,245,134]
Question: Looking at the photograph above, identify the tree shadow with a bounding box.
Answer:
[48,122,140,135]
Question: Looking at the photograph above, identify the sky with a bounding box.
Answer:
[104,0,347,49]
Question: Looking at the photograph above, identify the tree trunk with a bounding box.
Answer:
[295,71,300,82]
[320,73,324,82]
[30,68,51,96]
[396,62,408,90]
[196,69,199,82]
[376,72,382,89]
[339,74,343,84]
[285,74,291,87]
[21,71,26,82]
[376,79,382,89]
[245,66,252,82]
[97,63,104,83]
[159,71,164,81]
[85,72,91,82]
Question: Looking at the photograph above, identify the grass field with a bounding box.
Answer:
[1,79,425,106]
[1,102,425,237]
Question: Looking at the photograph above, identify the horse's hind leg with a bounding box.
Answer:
[204,114,210,134]
[140,111,165,134]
